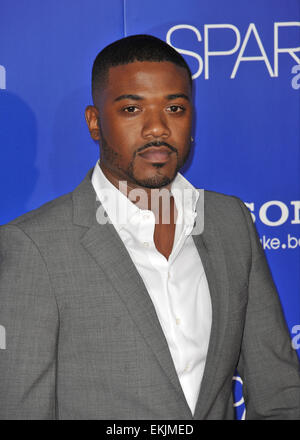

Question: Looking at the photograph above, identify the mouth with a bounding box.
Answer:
[138,146,173,163]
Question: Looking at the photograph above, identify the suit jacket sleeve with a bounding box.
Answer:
[0,224,59,420]
[235,198,300,419]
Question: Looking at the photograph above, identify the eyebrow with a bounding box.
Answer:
[114,94,143,102]
[114,93,190,102]
[166,93,190,102]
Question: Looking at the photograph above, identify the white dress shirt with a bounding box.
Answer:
[91,161,212,415]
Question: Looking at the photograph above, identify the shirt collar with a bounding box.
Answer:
[91,161,199,232]
[170,171,199,227]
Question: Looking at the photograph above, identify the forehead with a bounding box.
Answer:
[102,61,191,100]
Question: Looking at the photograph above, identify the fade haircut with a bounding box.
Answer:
[91,34,192,103]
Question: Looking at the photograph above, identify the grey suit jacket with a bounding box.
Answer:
[0,167,299,420]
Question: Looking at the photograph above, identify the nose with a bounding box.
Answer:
[141,110,170,139]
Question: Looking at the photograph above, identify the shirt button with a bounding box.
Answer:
[143,242,150,247]
[175,318,181,325]
[168,272,171,280]
[184,362,190,372]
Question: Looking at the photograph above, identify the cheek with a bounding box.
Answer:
[170,115,192,138]
[172,124,191,151]
[101,114,140,148]
[100,114,119,141]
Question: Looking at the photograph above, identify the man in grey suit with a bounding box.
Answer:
[0,35,300,420]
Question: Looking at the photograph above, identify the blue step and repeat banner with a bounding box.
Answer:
[0,0,299,419]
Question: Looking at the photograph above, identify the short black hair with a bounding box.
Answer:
[91,34,192,102]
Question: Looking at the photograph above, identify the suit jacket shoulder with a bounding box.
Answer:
[202,189,256,264]
[2,192,73,232]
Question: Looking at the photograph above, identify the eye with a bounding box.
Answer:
[123,106,140,113]
[167,105,185,113]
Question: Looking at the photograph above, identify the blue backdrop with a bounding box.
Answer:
[1,0,299,420]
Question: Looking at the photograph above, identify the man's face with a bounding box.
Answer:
[86,61,193,189]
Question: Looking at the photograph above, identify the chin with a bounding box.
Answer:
[128,162,179,188]
[133,172,174,189]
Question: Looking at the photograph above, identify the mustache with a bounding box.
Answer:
[136,141,177,154]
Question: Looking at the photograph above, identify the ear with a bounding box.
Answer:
[85,105,100,141]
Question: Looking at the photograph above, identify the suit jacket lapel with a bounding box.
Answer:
[192,194,230,419]
[72,169,192,416]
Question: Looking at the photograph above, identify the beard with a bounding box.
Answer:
[126,160,176,188]
[99,127,191,189]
